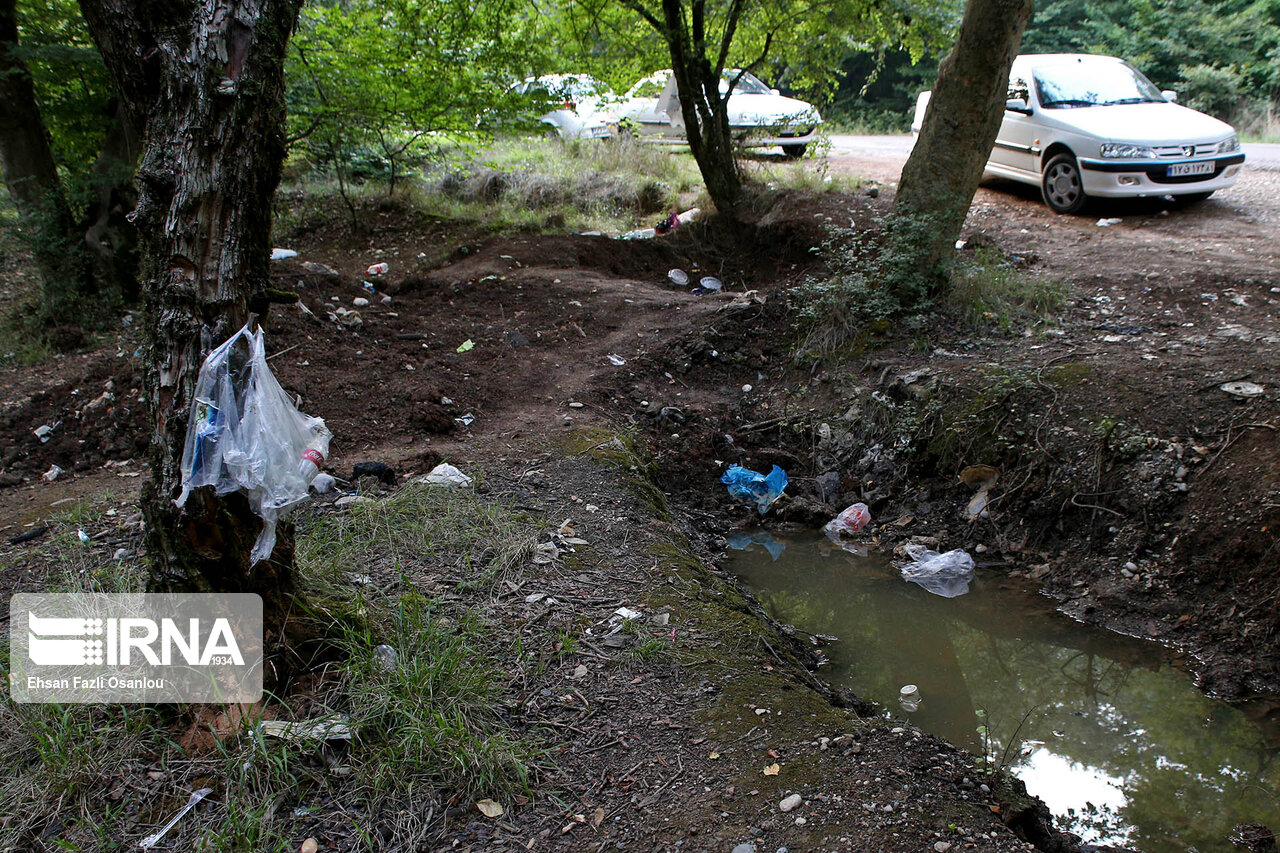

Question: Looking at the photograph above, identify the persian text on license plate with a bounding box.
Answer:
[1167,161,1214,177]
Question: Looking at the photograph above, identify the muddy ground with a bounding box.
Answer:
[1,147,1278,851]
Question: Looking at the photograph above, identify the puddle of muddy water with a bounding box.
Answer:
[725,531,1280,851]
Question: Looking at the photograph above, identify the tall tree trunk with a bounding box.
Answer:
[0,0,96,345]
[883,0,1034,305]
[81,100,142,303]
[79,0,304,644]
[623,0,744,212]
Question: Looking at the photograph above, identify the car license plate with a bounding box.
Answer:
[1167,161,1214,177]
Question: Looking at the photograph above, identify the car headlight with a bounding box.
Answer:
[1215,135,1240,153]
[1100,142,1157,159]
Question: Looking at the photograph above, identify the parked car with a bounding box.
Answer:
[911,54,1245,213]
[615,69,821,158]
[511,74,617,140]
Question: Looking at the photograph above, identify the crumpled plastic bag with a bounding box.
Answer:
[900,544,975,598]
[176,323,331,564]
[420,462,472,488]
[825,502,870,537]
[720,464,788,514]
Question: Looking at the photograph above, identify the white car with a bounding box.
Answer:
[512,74,617,140]
[615,69,822,157]
[912,54,1245,213]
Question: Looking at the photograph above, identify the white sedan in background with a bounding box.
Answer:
[615,69,822,158]
[912,54,1244,213]
[512,74,618,140]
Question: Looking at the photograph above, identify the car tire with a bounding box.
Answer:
[1041,153,1088,214]
[781,144,807,159]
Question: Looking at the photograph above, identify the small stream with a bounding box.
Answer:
[725,532,1280,851]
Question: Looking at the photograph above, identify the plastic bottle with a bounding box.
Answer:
[366,262,389,276]
[299,434,329,484]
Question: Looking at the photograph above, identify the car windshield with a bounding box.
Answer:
[719,70,773,95]
[1034,62,1165,108]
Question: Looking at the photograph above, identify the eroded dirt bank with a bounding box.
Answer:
[2,155,1278,850]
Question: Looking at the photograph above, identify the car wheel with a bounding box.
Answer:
[1041,153,1087,214]
[781,143,807,159]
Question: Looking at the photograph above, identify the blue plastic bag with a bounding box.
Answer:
[720,465,788,514]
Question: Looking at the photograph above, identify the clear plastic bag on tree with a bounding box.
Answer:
[175,323,331,564]
[900,544,975,598]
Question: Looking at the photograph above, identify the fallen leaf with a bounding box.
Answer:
[763,763,781,776]
[476,799,504,818]
[590,808,605,829]
[709,752,721,760]
[767,749,780,758]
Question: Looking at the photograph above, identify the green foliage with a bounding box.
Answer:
[1021,0,1280,125]
[13,0,115,190]
[286,0,544,189]
[943,247,1067,334]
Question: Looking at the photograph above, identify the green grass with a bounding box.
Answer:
[1,482,544,852]
[943,246,1068,334]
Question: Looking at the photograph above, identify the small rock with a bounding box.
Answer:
[731,845,756,853]
[779,794,802,813]
[794,817,806,826]
[934,843,953,853]
[335,495,374,508]
[353,297,370,307]
[568,401,585,409]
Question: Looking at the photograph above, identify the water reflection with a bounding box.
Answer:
[726,532,1280,850]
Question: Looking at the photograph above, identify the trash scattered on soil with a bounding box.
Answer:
[33,422,57,442]
[8,526,48,546]
[1096,218,1123,227]
[42,465,62,482]
[899,684,921,712]
[310,473,336,494]
[455,412,476,427]
[77,529,90,543]
[954,240,966,249]
[667,269,689,286]
[373,644,399,672]
[721,464,788,514]
[607,354,627,366]
[899,544,975,598]
[138,787,213,849]
[365,262,389,275]
[1220,381,1265,398]
[825,502,871,537]
[620,227,657,240]
[257,715,352,743]
[532,542,560,565]
[726,529,786,560]
[270,248,297,260]
[351,461,397,485]
[352,297,369,308]
[456,339,474,353]
[421,462,472,488]
[699,276,723,292]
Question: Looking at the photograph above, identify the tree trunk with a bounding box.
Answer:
[624,0,744,212]
[0,0,96,345]
[81,100,142,304]
[884,0,1034,305]
[78,0,304,645]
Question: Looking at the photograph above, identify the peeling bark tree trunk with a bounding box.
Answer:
[0,0,96,344]
[883,0,1034,305]
[78,0,304,644]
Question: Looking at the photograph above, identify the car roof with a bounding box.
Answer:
[1012,53,1126,72]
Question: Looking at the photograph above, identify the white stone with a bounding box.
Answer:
[779,794,802,812]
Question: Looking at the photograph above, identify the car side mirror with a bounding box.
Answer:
[1005,97,1032,114]
[1162,89,1178,102]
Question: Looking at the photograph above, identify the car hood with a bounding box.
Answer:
[1045,102,1234,144]
[728,93,821,126]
